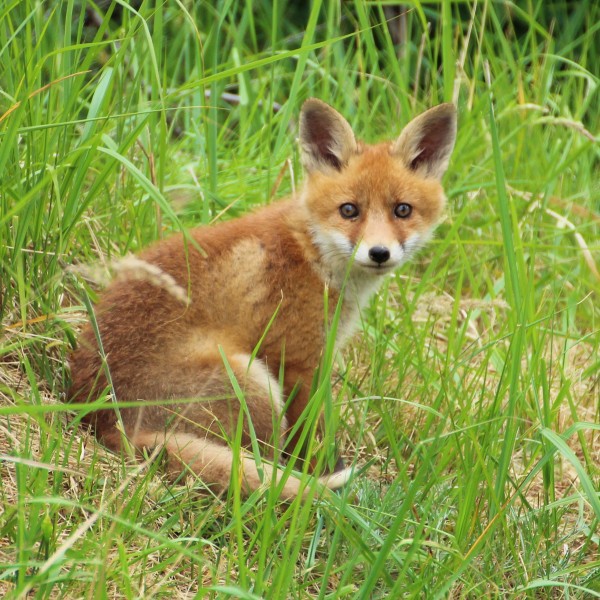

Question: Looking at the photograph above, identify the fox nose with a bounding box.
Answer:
[368,245,391,264]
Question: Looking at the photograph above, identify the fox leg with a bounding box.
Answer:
[282,372,346,476]
[101,352,351,498]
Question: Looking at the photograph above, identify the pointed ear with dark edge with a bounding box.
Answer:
[392,103,457,180]
[299,99,357,173]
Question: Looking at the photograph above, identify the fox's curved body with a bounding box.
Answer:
[69,99,457,498]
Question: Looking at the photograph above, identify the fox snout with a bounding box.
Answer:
[354,236,415,272]
[367,245,391,265]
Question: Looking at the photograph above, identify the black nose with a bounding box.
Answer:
[368,245,391,264]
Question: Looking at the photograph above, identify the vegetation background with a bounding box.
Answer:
[0,0,598,597]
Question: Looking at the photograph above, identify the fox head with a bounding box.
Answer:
[298,98,457,283]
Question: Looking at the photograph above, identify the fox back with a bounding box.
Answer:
[69,98,457,499]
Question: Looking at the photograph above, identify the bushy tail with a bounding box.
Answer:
[131,431,352,500]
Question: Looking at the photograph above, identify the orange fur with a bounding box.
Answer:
[69,99,457,498]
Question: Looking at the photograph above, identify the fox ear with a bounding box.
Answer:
[299,99,357,173]
[392,103,457,180]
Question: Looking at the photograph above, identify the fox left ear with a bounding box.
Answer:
[392,103,457,180]
[299,99,357,173]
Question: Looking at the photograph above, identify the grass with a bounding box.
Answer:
[1,0,599,597]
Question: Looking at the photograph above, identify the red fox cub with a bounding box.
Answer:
[69,99,457,499]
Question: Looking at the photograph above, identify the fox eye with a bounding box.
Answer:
[394,203,412,218]
[339,203,359,219]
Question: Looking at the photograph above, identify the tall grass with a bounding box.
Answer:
[1,1,599,598]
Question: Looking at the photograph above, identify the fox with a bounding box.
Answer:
[69,98,457,499]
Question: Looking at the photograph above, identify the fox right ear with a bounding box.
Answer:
[299,99,357,173]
